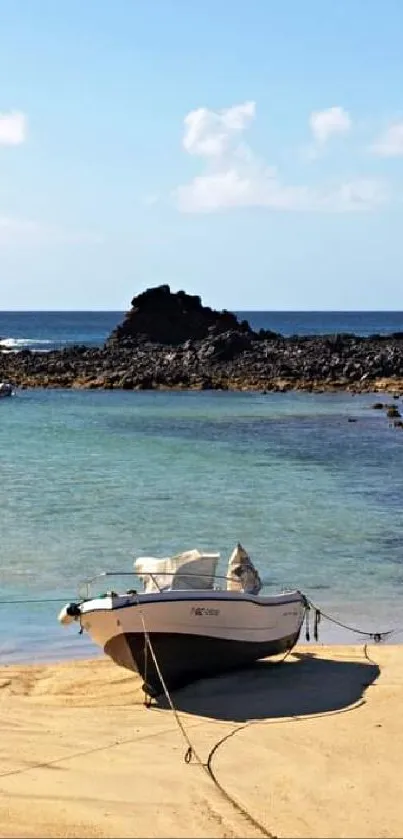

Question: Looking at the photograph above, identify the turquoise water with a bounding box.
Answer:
[1,388,402,662]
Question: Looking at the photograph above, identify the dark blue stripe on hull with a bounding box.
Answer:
[104,630,302,696]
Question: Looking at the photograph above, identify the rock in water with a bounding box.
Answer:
[106,284,253,346]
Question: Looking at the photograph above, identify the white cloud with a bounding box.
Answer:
[174,101,386,214]
[0,217,102,246]
[176,171,386,214]
[0,111,26,145]
[183,101,255,158]
[371,122,403,157]
[318,178,388,212]
[309,106,351,144]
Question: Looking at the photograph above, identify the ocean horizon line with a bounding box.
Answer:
[1,308,403,314]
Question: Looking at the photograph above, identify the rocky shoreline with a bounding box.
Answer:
[1,286,403,395]
[2,332,403,395]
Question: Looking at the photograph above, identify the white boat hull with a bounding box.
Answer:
[78,590,306,695]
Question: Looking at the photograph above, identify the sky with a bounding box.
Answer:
[1,0,403,311]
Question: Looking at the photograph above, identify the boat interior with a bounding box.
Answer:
[135,544,262,595]
[80,544,263,600]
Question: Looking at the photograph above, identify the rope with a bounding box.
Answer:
[137,606,206,766]
[205,640,376,821]
[304,597,395,642]
[136,599,273,837]
[0,597,73,605]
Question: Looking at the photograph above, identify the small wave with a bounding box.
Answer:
[0,337,53,351]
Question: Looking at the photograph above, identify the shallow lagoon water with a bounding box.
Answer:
[0,388,402,662]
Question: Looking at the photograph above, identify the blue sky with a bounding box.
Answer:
[1,0,403,310]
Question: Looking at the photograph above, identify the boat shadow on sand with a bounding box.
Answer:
[157,651,380,722]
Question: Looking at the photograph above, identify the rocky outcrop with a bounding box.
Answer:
[106,285,255,346]
[1,286,403,394]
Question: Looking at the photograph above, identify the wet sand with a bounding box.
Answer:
[0,644,401,838]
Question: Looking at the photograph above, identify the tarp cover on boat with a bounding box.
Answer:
[134,550,220,593]
[226,543,262,594]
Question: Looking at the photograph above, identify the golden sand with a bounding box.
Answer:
[0,644,401,838]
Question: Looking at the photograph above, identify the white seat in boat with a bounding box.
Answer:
[170,551,219,591]
[134,556,172,593]
[134,550,219,593]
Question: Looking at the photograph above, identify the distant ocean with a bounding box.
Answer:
[1,310,403,666]
[1,310,403,353]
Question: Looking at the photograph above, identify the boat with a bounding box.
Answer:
[0,382,14,398]
[58,544,306,697]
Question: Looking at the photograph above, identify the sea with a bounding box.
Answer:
[1,310,403,665]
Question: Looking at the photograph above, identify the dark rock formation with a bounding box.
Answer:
[1,286,403,394]
[107,285,254,346]
[386,405,401,418]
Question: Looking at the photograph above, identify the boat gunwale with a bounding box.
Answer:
[79,589,305,615]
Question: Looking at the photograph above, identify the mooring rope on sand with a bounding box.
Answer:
[137,599,275,838]
[137,598,389,839]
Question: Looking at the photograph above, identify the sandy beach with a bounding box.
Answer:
[0,644,401,839]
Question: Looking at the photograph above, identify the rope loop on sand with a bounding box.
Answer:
[136,596,273,838]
